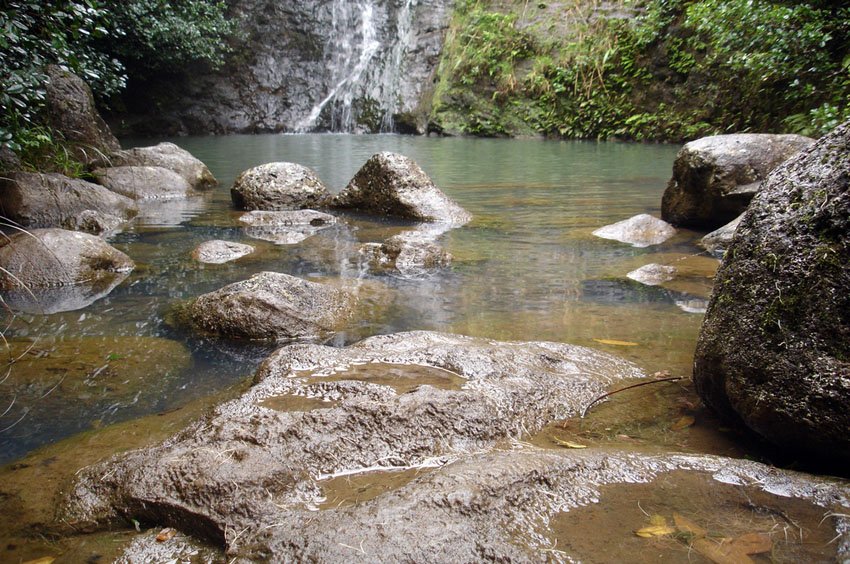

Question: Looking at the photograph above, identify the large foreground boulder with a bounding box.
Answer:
[93,166,193,200]
[0,172,136,234]
[662,133,814,229]
[694,121,850,462]
[105,142,217,190]
[231,163,331,211]
[61,331,645,541]
[44,66,120,164]
[183,271,355,341]
[333,152,472,225]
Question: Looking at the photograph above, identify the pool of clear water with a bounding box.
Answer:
[1,134,718,465]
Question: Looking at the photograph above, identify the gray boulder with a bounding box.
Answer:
[0,172,136,234]
[231,162,331,211]
[700,213,743,257]
[61,331,644,540]
[191,240,255,264]
[0,228,133,289]
[104,142,217,190]
[93,166,193,200]
[239,209,337,245]
[662,133,814,229]
[333,152,472,225]
[694,121,850,462]
[44,66,120,164]
[592,214,676,247]
[183,271,355,341]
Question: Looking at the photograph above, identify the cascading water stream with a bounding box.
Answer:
[296,0,418,133]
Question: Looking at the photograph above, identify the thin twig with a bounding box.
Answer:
[579,376,683,418]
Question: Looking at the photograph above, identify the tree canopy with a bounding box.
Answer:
[0,0,237,154]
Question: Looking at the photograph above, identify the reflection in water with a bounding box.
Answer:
[1,270,130,314]
[1,135,706,464]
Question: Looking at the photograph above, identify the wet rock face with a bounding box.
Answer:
[231,163,332,211]
[0,228,134,289]
[333,152,472,225]
[184,271,355,341]
[104,142,218,190]
[592,214,676,247]
[694,121,850,462]
[661,133,814,229]
[93,166,193,200]
[44,66,121,164]
[114,0,453,134]
[0,172,136,234]
[61,331,644,543]
[191,240,255,264]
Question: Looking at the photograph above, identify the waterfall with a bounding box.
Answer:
[296,0,418,133]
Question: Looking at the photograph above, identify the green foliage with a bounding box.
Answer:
[0,0,237,163]
[0,1,123,151]
[101,0,239,82]
[430,0,850,141]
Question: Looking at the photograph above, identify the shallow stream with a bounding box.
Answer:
[3,134,804,562]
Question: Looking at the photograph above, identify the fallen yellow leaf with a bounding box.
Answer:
[593,338,639,346]
[670,415,696,431]
[731,533,772,555]
[673,512,707,538]
[156,527,177,542]
[692,537,754,564]
[22,558,56,564]
[551,436,587,449]
[634,524,676,538]
[649,514,667,527]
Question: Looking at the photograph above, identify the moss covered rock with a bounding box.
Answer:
[693,121,850,462]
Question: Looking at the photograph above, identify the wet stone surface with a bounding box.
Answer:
[122,450,849,563]
[60,331,644,546]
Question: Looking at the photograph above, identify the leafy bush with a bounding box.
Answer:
[0,0,237,164]
[430,0,850,141]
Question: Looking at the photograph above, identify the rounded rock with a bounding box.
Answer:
[230,162,331,211]
[694,121,850,462]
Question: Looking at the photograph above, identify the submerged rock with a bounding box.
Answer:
[44,66,120,165]
[661,133,814,229]
[592,214,676,247]
[61,331,644,541]
[191,240,255,264]
[694,121,850,462]
[0,172,136,234]
[626,263,677,286]
[94,166,194,200]
[239,209,337,244]
[333,152,472,225]
[104,142,217,190]
[183,271,355,341]
[0,228,133,290]
[231,162,331,211]
[360,223,455,278]
[699,214,743,257]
